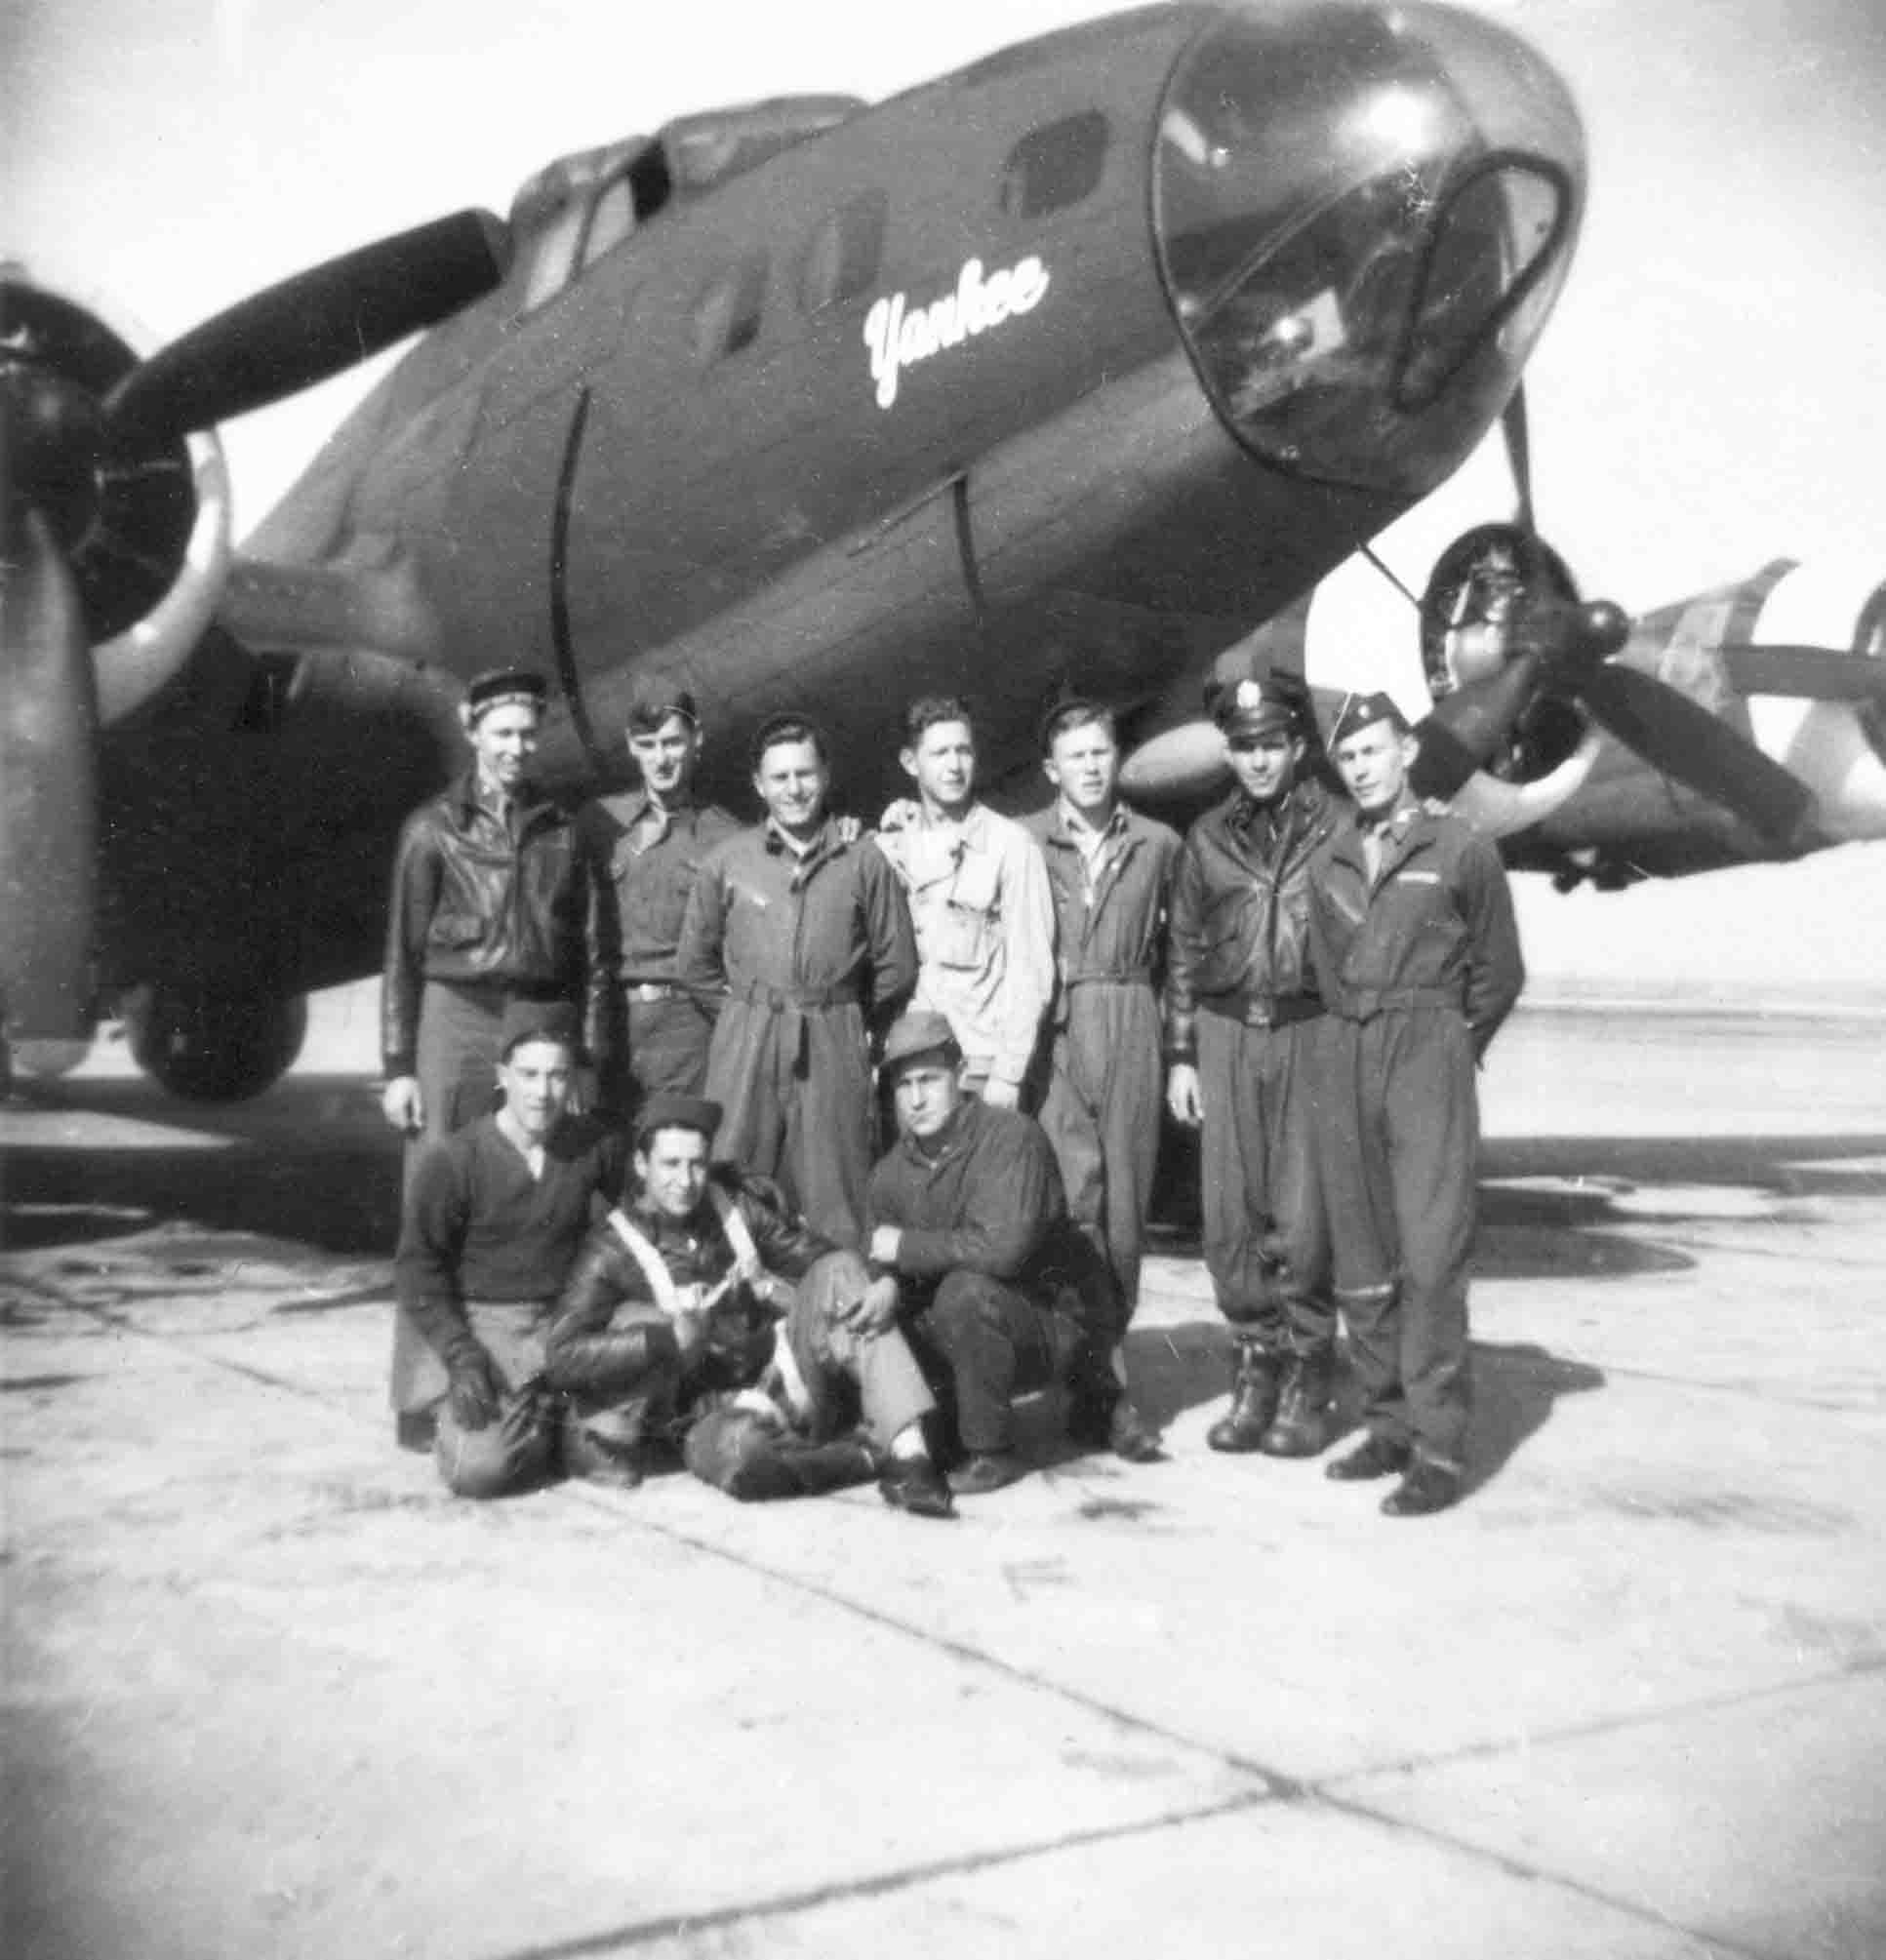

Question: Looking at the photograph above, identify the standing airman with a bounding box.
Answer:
[872,695,1055,1108]
[675,712,917,1248]
[1306,691,1524,1516]
[577,676,738,1111]
[1165,662,1343,1459]
[1024,685,1179,1462]
[380,666,608,1448]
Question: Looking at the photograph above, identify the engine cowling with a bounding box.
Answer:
[1,272,235,725]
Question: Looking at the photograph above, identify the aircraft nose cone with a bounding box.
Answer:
[1153,1,1585,499]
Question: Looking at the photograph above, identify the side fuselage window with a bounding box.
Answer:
[521,202,586,313]
[581,177,638,269]
[999,109,1108,220]
[800,190,889,314]
[689,252,769,362]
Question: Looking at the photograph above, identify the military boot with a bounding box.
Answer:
[1259,1351,1335,1459]
[1206,1346,1282,1454]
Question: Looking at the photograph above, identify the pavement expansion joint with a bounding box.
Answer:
[480,1786,1284,1960]
[20,1284,1840,1960]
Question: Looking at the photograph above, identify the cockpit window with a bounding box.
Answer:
[689,252,769,362]
[515,140,674,311]
[582,177,637,269]
[521,204,586,313]
[999,110,1108,220]
[800,191,888,314]
[1396,160,1561,409]
[1153,5,1582,497]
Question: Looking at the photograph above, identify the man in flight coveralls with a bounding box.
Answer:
[1307,692,1524,1517]
[675,712,918,1248]
[1024,684,1179,1462]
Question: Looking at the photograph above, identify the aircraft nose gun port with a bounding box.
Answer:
[1154,2,1585,497]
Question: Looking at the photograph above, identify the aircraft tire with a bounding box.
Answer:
[125,986,308,1102]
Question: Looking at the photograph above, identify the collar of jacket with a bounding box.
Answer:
[625,787,696,826]
[1047,801,1130,852]
[911,801,991,856]
[1331,799,1432,876]
[763,815,842,862]
[1227,775,1332,842]
[451,768,554,832]
[625,1187,721,1247]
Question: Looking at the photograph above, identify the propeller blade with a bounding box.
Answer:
[104,208,511,448]
[1717,645,1886,705]
[0,507,99,1038]
[1580,661,1816,847]
[1501,384,1536,537]
[1410,653,1545,800]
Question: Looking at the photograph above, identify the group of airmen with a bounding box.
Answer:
[383,653,1522,1524]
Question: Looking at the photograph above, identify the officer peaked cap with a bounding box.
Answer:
[1209,657,1310,737]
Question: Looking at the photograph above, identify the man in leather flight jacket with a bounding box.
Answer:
[1165,661,1343,1460]
[380,667,610,1445]
[545,1094,952,1518]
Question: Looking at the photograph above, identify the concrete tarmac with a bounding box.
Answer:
[3,1004,1884,1959]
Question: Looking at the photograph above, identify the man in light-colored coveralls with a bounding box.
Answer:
[872,694,1055,1107]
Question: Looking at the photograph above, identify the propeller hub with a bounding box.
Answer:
[1,358,103,552]
[1580,599,1629,660]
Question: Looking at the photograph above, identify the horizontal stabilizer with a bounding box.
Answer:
[1719,646,1886,705]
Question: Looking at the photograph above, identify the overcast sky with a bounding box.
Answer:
[11,0,1886,997]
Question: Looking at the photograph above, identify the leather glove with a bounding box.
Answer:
[445,1342,504,1431]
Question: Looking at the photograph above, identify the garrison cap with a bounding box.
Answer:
[623,671,701,732]
[498,997,582,1060]
[880,1008,962,1075]
[632,1093,724,1147]
[465,666,550,720]
[1329,691,1412,749]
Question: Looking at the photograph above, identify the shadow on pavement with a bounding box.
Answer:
[1462,1340,1607,1496]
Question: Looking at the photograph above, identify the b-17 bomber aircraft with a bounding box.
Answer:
[4,1,1883,1100]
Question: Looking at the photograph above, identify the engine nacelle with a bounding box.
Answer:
[0,269,234,731]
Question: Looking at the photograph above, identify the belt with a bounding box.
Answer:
[623,980,682,1003]
[1061,964,1153,988]
[1202,992,1324,1028]
[1336,985,1459,1020]
[735,980,860,1010]
[425,979,570,1012]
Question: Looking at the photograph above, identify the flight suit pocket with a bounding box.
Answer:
[428,911,487,951]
